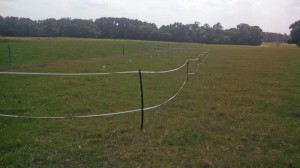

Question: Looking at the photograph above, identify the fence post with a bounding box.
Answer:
[186,59,189,81]
[8,42,11,67]
[122,45,125,56]
[138,69,145,131]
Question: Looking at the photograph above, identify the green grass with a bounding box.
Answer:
[0,38,299,167]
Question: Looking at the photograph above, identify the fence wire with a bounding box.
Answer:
[0,50,209,119]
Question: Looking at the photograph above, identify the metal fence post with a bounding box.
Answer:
[8,43,11,67]
[186,59,189,81]
[138,69,145,131]
[123,45,125,56]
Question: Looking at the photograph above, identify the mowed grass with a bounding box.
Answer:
[0,38,299,167]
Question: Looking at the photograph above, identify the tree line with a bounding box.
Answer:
[0,15,271,45]
[263,32,289,43]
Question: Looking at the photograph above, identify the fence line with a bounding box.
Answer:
[0,60,187,76]
[0,50,209,76]
[188,52,209,75]
[0,50,209,119]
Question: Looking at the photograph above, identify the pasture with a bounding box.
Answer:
[0,38,299,167]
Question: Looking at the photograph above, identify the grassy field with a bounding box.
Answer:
[0,38,299,167]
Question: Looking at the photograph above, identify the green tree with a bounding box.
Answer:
[16,18,37,36]
[289,20,300,46]
[167,22,188,42]
[249,26,263,45]
[95,17,116,38]
[199,24,214,43]
[1,17,19,36]
[233,23,263,45]
[212,22,224,44]
[56,18,71,37]
[137,22,157,40]
[39,18,59,36]
[263,32,289,43]
[153,26,171,41]
[65,19,98,38]
[236,23,251,44]
[223,28,236,44]
[185,22,200,42]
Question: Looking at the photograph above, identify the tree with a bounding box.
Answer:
[137,22,157,40]
[39,18,59,36]
[186,22,200,42]
[249,26,263,45]
[199,24,214,43]
[1,17,19,36]
[65,19,98,38]
[263,32,289,43]
[167,22,189,42]
[56,18,71,37]
[289,20,300,46]
[0,16,4,36]
[95,17,116,38]
[153,26,171,41]
[234,23,263,45]
[16,18,37,36]
[236,23,251,44]
[212,22,224,44]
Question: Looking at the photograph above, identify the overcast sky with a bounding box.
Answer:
[1,0,299,34]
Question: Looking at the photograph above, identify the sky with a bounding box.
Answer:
[1,0,299,34]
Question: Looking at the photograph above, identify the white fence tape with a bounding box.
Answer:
[0,62,188,76]
[75,76,188,118]
[0,75,188,119]
[0,60,188,76]
[0,50,209,76]
[0,50,209,119]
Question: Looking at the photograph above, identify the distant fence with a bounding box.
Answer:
[0,49,209,129]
